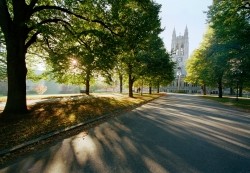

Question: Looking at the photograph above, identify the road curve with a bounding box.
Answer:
[1,93,250,173]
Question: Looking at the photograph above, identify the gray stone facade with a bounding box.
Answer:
[165,26,200,93]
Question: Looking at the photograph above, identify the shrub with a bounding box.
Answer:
[34,84,47,95]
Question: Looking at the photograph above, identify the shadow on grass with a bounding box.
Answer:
[202,96,250,111]
[1,94,250,173]
[0,94,161,153]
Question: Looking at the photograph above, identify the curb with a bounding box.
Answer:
[0,95,162,157]
[0,114,110,157]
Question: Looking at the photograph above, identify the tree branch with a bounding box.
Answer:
[32,5,119,36]
[29,0,39,9]
[27,51,48,59]
[25,31,40,51]
[63,24,91,51]
[26,0,39,18]
[0,0,12,37]
[26,18,72,50]
[33,5,89,21]
[44,37,57,54]
[29,18,71,32]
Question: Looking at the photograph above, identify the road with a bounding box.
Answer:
[1,93,250,173]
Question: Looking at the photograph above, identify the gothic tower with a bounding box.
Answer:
[171,26,189,76]
[164,26,199,93]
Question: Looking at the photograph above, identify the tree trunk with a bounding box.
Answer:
[119,74,123,93]
[128,73,133,97]
[149,86,152,94]
[85,71,90,95]
[2,33,28,117]
[141,78,143,96]
[230,87,234,95]
[157,81,160,93]
[128,63,134,97]
[203,84,207,95]
[239,84,243,97]
[218,80,223,98]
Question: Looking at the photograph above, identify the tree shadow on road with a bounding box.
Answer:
[1,95,250,173]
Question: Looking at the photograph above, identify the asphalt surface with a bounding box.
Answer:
[0,93,250,173]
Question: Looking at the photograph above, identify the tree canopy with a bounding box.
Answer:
[0,0,174,118]
[186,0,250,98]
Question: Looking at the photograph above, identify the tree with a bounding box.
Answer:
[114,54,127,93]
[206,0,250,97]
[186,27,232,98]
[115,0,162,97]
[0,0,116,117]
[138,36,174,94]
[187,1,250,98]
[41,7,118,95]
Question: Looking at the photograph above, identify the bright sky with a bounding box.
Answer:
[154,0,212,56]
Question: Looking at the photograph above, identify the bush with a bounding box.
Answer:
[34,84,47,95]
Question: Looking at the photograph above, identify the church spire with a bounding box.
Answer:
[172,27,176,38]
[171,27,176,51]
[184,25,188,38]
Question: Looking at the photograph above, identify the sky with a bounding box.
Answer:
[154,0,212,56]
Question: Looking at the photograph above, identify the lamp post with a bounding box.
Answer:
[177,67,182,92]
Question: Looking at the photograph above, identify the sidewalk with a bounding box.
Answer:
[0,99,48,113]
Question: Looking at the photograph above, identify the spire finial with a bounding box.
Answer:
[172,27,176,37]
[184,25,188,37]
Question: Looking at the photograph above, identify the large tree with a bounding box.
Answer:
[0,0,116,117]
[139,35,174,94]
[45,26,117,95]
[206,0,250,97]
[185,28,214,95]
[187,0,250,98]
[115,0,162,97]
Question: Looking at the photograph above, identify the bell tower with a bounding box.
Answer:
[171,26,189,76]
[165,26,199,93]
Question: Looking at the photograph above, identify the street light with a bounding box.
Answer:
[177,67,182,92]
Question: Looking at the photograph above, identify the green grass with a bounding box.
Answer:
[201,95,250,111]
[0,94,84,102]
[0,93,163,151]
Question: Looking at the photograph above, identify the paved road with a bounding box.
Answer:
[1,94,250,173]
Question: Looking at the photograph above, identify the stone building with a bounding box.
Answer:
[166,26,200,93]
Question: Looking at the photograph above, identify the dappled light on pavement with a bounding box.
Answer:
[0,94,249,173]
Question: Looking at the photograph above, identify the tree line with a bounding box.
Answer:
[0,0,174,118]
[186,0,250,98]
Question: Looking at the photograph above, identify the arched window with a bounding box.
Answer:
[181,44,184,55]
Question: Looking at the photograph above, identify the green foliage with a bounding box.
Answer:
[0,0,175,115]
[110,0,165,96]
[202,95,250,111]
[187,1,250,98]
[138,35,174,87]
[207,0,250,89]
[0,28,6,81]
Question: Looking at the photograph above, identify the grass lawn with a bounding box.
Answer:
[201,95,250,111]
[0,93,163,153]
